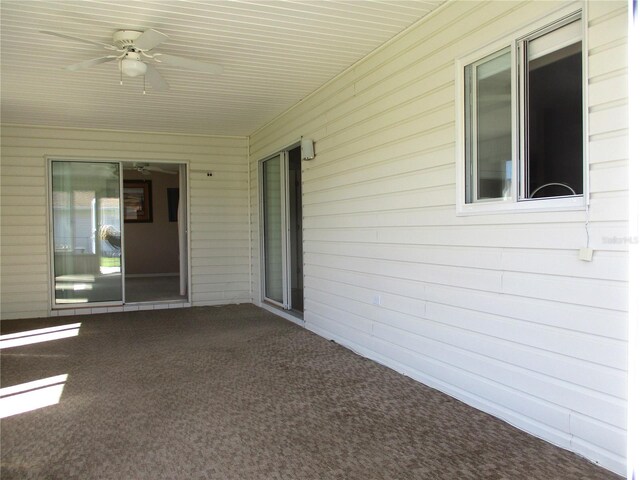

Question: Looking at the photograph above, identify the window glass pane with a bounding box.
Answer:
[526,20,582,198]
[52,161,122,304]
[465,49,512,202]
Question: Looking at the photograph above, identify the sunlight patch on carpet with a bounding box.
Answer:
[0,374,68,418]
[0,323,81,349]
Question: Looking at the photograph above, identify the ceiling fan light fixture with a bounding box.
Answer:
[121,53,147,77]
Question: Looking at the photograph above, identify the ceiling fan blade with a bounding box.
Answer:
[40,30,117,50]
[66,56,117,71]
[154,54,223,75]
[145,64,170,91]
[133,29,168,51]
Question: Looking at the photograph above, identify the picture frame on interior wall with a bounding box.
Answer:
[123,180,153,223]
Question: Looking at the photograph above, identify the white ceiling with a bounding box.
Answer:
[0,0,444,136]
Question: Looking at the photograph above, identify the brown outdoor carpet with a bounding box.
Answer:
[0,304,621,479]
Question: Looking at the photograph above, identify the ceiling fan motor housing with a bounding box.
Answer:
[113,30,144,50]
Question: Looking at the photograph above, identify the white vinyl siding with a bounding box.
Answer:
[249,0,628,475]
[0,125,250,318]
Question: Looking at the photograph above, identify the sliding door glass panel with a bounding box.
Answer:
[52,161,122,304]
[288,147,303,313]
[262,156,284,303]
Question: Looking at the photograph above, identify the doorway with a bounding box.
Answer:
[261,145,304,315]
[49,160,188,309]
[122,162,187,303]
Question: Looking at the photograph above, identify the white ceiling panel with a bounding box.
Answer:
[0,0,444,136]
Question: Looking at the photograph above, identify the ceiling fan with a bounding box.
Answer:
[125,163,178,175]
[40,29,223,91]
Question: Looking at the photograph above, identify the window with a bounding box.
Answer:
[460,13,584,211]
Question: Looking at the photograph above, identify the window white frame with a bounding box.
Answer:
[456,7,589,215]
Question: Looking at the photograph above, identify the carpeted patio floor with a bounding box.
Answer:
[0,305,621,479]
[125,275,186,303]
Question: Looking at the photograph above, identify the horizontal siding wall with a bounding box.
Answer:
[0,125,250,319]
[249,0,628,475]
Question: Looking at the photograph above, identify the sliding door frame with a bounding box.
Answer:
[258,142,301,312]
[259,152,287,308]
[283,149,293,310]
[47,157,125,309]
[46,156,192,310]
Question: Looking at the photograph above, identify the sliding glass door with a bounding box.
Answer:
[51,161,123,305]
[261,147,303,313]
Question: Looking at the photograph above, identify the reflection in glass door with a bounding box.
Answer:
[51,161,123,305]
[262,154,284,305]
